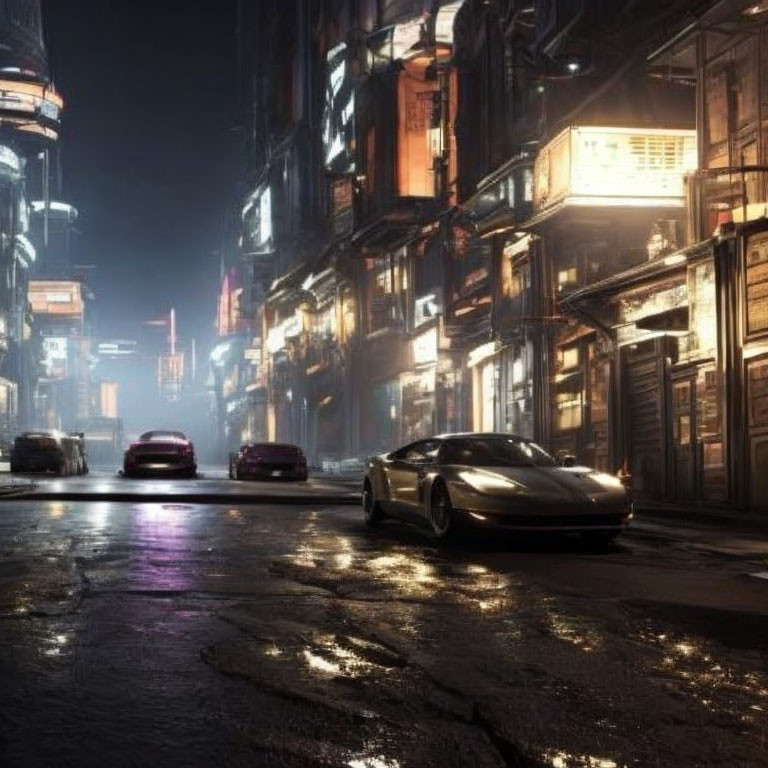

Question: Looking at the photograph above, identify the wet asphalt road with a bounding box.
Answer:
[1,479,767,767]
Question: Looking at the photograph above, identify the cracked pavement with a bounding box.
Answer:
[1,495,767,767]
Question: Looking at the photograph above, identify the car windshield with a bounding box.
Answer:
[441,437,555,467]
[140,431,188,442]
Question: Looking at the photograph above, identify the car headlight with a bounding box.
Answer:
[458,470,523,494]
[590,472,624,489]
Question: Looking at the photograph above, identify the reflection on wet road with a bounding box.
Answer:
[1,499,767,767]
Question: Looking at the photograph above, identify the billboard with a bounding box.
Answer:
[29,280,84,317]
[322,43,355,174]
[42,336,68,379]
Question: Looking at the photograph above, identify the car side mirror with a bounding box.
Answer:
[559,454,576,468]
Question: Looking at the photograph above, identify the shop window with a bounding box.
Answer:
[559,345,580,371]
[367,257,407,333]
[589,354,609,425]
[401,370,436,443]
[748,360,768,428]
[688,260,717,358]
[672,379,692,449]
[502,258,529,300]
[505,348,533,438]
[482,362,496,433]
[374,265,393,296]
[557,267,578,292]
[746,232,768,336]
[341,291,356,341]
[555,390,583,431]
[696,366,720,439]
[312,305,336,340]
[523,168,533,203]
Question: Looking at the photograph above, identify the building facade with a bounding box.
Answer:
[217,0,768,511]
[0,0,65,451]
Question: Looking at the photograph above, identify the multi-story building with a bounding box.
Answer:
[219,0,768,511]
[0,0,64,450]
[567,0,768,510]
[28,279,94,431]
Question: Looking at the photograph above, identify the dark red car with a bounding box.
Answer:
[123,430,197,478]
[229,442,308,481]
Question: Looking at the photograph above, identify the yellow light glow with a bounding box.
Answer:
[534,125,697,214]
[0,78,63,108]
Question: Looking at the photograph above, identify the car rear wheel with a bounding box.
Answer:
[362,482,382,527]
[430,482,455,541]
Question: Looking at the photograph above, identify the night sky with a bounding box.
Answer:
[42,0,242,350]
[40,1,243,441]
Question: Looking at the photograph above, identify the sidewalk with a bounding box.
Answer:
[635,499,768,536]
[0,476,35,496]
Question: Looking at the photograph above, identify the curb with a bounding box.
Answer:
[635,504,768,535]
[0,484,35,498]
[1,491,360,505]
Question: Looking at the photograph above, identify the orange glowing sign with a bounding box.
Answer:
[100,381,119,419]
[28,281,84,317]
[396,61,457,200]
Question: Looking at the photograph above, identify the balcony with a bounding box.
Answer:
[0,73,62,144]
[531,126,697,223]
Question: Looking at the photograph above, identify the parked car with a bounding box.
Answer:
[10,430,82,475]
[123,430,197,478]
[229,442,308,481]
[362,433,633,545]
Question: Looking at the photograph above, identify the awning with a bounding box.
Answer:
[635,306,689,334]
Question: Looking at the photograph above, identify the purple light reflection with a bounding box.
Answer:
[130,503,196,593]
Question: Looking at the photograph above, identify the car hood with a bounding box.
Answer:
[450,464,627,503]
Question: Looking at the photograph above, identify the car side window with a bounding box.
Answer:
[403,440,440,464]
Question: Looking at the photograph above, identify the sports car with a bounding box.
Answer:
[10,430,83,475]
[123,430,197,478]
[362,433,632,544]
[229,442,308,481]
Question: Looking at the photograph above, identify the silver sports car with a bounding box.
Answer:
[362,433,632,544]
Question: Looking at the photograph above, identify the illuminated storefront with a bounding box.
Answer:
[565,240,725,501]
[533,126,696,214]
[28,279,93,432]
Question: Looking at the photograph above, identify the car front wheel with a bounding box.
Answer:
[429,482,456,541]
[362,482,382,527]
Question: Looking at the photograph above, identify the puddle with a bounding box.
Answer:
[348,756,401,768]
[543,751,623,768]
[634,625,768,721]
[301,633,400,679]
[366,552,437,597]
[544,600,603,653]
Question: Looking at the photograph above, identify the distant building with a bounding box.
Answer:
[0,0,64,452]
[28,279,94,431]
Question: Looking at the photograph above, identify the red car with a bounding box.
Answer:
[123,430,197,478]
[229,442,308,481]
